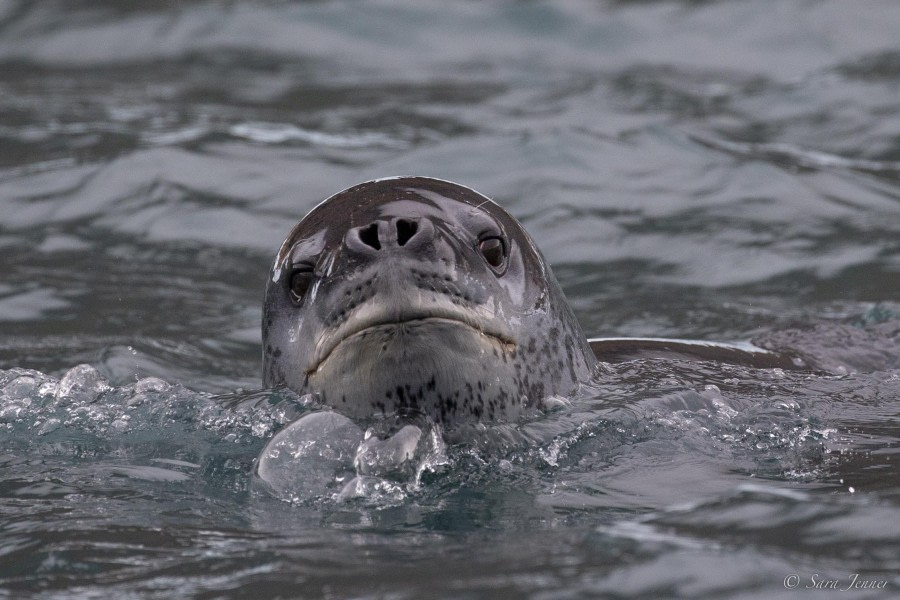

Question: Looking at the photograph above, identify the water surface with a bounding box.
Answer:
[1,1,899,598]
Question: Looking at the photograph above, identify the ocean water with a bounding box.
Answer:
[1,1,899,598]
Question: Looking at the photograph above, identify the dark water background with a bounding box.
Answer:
[1,1,899,598]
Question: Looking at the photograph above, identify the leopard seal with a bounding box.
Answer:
[262,176,799,426]
[262,176,597,425]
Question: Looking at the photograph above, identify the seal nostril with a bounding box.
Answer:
[359,223,381,250]
[396,219,418,247]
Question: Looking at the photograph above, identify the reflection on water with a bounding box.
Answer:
[1,1,899,598]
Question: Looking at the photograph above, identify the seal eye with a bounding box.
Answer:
[478,236,506,270]
[288,268,314,303]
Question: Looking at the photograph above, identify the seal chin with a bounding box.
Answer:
[306,318,522,422]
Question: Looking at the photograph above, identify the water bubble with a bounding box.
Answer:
[37,418,61,436]
[335,475,405,503]
[0,400,29,422]
[56,364,110,403]
[543,395,572,411]
[253,411,449,504]
[134,377,170,394]
[540,442,561,467]
[354,424,422,480]
[2,374,38,399]
[38,381,59,397]
[254,412,363,502]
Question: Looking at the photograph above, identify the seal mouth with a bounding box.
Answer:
[308,308,517,376]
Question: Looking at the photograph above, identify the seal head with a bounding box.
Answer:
[262,177,596,424]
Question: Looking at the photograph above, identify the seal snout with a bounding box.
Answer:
[345,216,435,255]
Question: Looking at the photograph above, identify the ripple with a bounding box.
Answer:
[693,134,900,175]
[229,121,404,149]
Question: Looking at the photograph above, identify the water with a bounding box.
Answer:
[1,0,899,597]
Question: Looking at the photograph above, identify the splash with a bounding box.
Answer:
[253,411,448,505]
